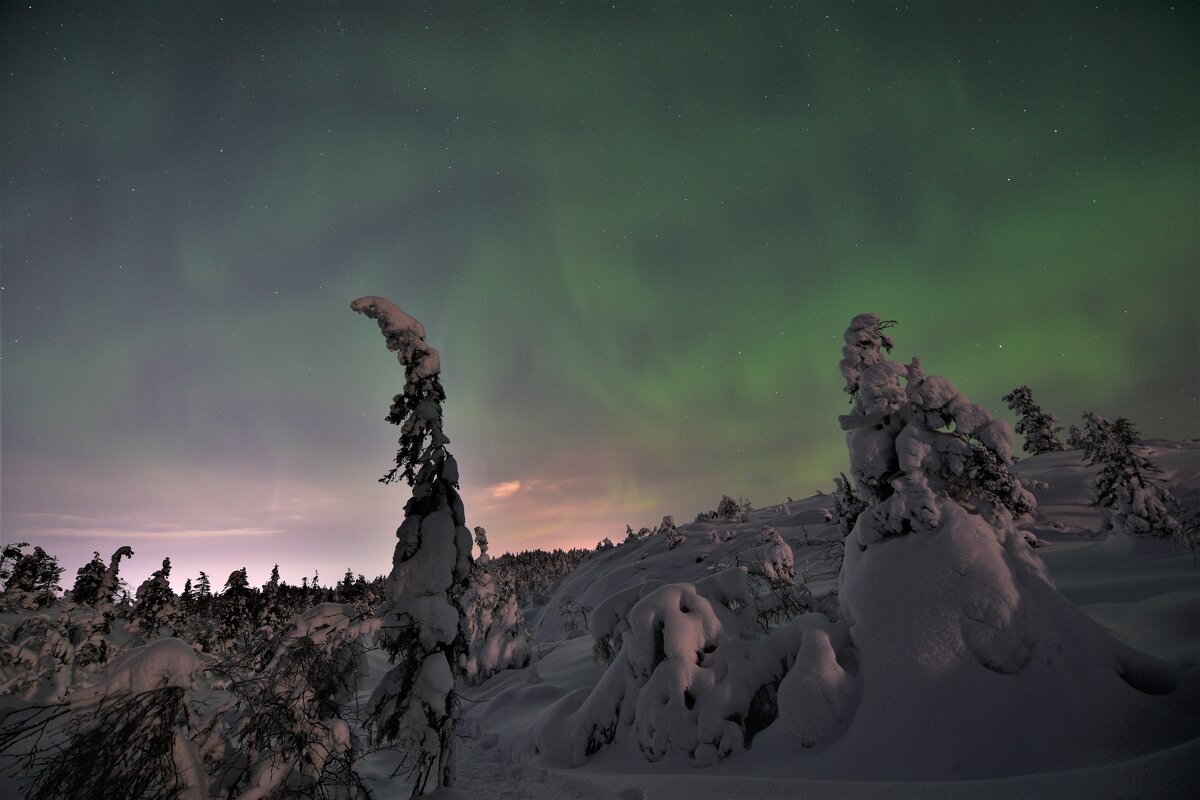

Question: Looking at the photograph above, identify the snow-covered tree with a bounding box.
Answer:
[828,314,1189,773]
[0,542,29,591]
[829,473,868,538]
[219,567,255,647]
[69,552,107,606]
[211,604,377,797]
[2,547,63,609]
[660,516,685,549]
[97,546,134,607]
[697,495,753,523]
[755,525,795,585]
[1079,412,1181,540]
[839,313,1035,532]
[1002,385,1064,455]
[558,595,592,637]
[352,296,472,796]
[133,558,178,637]
[194,570,212,600]
[463,562,530,686]
[1066,423,1089,450]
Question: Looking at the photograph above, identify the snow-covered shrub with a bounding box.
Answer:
[0,638,208,800]
[465,580,529,685]
[753,526,795,585]
[352,296,472,795]
[557,595,592,638]
[1080,412,1181,540]
[562,569,852,766]
[588,579,666,665]
[623,525,652,544]
[0,610,75,702]
[746,527,812,633]
[204,603,378,798]
[658,516,685,549]
[705,495,752,523]
[1172,490,1200,557]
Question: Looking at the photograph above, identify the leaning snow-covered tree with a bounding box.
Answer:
[98,545,134,607]
[351,296,472,796]
[1002,385,1064,455]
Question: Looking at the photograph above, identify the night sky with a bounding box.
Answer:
[2,2,1197,590]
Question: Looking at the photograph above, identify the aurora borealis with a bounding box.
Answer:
[2,2,1197,589]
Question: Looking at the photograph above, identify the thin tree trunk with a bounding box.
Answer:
[439,712,455,788]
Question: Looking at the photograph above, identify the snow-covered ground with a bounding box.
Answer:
[2,443,1197,798]
[440,441,1200,799]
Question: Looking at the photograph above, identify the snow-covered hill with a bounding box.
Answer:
[450,440,1200,799]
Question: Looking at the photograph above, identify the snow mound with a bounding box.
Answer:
[554,568,855,767]
[78,637,203,699]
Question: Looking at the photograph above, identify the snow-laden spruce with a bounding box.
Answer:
[133,557,178,637]
[1079,411,1182,541]
[351,296,472,796]
[1003,385,1064,455]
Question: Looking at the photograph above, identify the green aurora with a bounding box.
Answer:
[2,2,1196,586]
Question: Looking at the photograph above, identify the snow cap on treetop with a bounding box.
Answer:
[839,313,895,398]
[350,296,441,380]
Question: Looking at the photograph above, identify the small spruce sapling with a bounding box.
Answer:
[1080,412,1182,540]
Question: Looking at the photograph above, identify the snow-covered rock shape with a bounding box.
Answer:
[352,296,472,794]
[834,313,1199,778]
